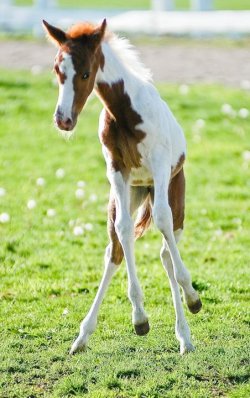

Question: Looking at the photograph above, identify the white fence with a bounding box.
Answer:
[1,0,249,37]
[1,0,214,11]
[151,0,213,11]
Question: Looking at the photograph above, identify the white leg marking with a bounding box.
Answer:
[70,245,117,354]
[152,165,201,312]
[160,236,194,355]
[110,172,149,332]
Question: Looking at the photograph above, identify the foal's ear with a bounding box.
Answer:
[91,19,107,49]
[42,20,67,46]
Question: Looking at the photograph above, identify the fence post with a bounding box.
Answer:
[34,0,57,8]
[151,0,174,11]
[191,0,214,11]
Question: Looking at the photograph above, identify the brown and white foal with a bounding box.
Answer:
[43,19,202,355]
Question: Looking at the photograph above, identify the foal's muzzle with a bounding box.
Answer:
[54,109,76,131]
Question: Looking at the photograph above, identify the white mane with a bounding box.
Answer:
[105,33,153,83]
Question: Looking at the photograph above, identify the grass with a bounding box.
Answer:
[0,68,250,398]
[14,0,250,10]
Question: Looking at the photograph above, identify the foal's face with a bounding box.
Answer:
[53,43,99,131]
[43,20,106,132]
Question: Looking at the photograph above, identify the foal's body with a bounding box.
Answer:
[43,19,202,355]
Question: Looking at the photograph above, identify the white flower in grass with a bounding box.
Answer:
[195,119,205,129]
[0,187,6,197]
[0,212,10,223]
[62,308,69,316]
[214,229,223,237]
[75,188,85,200]
[221,103,234,116]
[55,168,65,179]
[47,208,56,217]
[242,151,250,162]
[77,180,86,188]
[27,199,36,210]
[68,219,75,228]
[73,226,84,236]
[36,177,45,187]
[232,218,242,226]
[238,108,249,119]
[179,84,189,95]
[84,223,93,231]
[89,193,97,202]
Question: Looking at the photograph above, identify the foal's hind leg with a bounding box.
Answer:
[153,165,201,313]
[160,233,194,354]
[70,194,123,354]
[152,161,201,353]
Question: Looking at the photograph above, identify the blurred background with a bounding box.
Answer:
[0,0,250,85]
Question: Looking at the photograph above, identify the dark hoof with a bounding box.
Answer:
[134,321,150,336]
[188,299,202,314]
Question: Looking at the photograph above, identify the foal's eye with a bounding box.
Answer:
[82,72,90,80]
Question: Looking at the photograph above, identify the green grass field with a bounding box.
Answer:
[0,68,250,398]
[14,0,250,10]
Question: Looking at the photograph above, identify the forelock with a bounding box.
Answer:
[67,22,97,39]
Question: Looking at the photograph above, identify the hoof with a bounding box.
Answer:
[69,338,87,355]
[188,298,202,314]
[180,342,195,355]
[134,320,150,336]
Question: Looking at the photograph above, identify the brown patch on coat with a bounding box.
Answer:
[54,63,67,84]
[168,167,185,231]
[107,195,124,265]
[171,153,185,178]
[97,80,146,177]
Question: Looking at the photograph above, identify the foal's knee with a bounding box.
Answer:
[115,215,133,243]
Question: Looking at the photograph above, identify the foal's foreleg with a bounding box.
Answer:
[70,196,123,355]
[70,246,119,354]
[111,172,149,335]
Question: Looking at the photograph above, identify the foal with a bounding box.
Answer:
[43,19,202,355]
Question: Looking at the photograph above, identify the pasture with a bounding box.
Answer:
[0,68,249,397]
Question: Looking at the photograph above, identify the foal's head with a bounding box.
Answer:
[43,20,106,131]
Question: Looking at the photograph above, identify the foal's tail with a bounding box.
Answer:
[134,194,152,240]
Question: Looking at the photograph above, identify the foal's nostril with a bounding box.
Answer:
[65,118,72,127]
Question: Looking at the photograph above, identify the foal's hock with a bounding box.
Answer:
[43,19,202,355]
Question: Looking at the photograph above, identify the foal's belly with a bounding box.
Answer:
[130,166,153,186]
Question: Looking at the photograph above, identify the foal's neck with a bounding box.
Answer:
[95,39,148,119]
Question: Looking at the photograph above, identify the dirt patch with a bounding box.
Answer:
[0,40,249,87]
